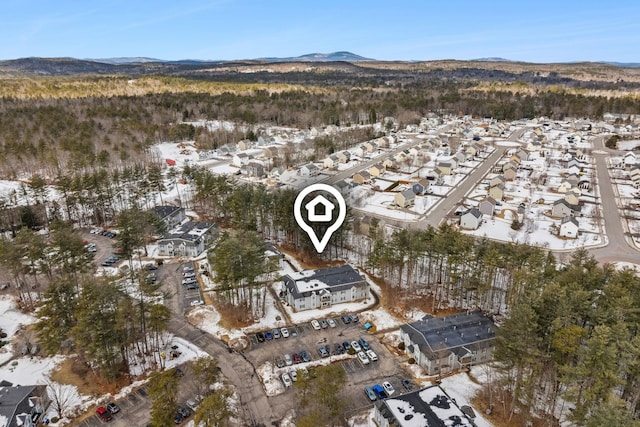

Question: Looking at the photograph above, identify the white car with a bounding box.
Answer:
[289,370,297,382]
[357,351,370,365]
[351,341,362,352]
[281,327,289,338]
[383,381,395,395]
[366,349,378,362]
[281,373,292,388]
[311,320,321,330]
[190,300,204,306]
[284,353,293,366]
[327,318,336,328]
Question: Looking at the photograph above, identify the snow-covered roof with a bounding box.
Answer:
[377,384,474,427]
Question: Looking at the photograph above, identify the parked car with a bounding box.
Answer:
[373,384,388,399]
[383,381,395,395]
[358,337,370,351]
[275,356,285,368]
[178,407,190,418]
[284,353,293,366]
[366,349,378,362]
[183,266,195,274]
[190,299,204,306]
[318,346,329,358]
[292,353,302,364]
[146,264,158,270]
[341,314,351,324]
[289,370,298,382]
[350,313,359,323]
[183,272,196,279]
[106,402,120,414]
[327,318,337,328]
[311,320,321,330]
[300,349,310,362]
[401,378,413,390]
[182,277,197,285]
[186,398,200,411]
[350,341,362,352]
[281,373,292,388]
[174,412,183,424]
[280,327,289,338]
[357,351,370,365]
[186,284,199,290]
[364,386,377,401]
[265,331,273,340]
[272,328,281,339]
[334,343,344,355]
[96,406,113,422]
[256,332,265,342]
[342,341,352,352]
[319,319,329,329]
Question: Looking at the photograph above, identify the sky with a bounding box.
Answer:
[1,0,639,63]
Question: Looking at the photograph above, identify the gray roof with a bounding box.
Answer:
[0,384,45,426]
[152,205,183,221]
[159,221,215,244]
[400,311,496,359]
[463,208,482,219]
[376,385,474,427]
[282,265,365,299]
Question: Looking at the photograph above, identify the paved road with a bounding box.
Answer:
[348,128,527,231]
[586,135,640,264]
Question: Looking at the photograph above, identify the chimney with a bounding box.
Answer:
[444,337,447,343]
[461,332,464,339]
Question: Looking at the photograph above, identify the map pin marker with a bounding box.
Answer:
[294,183,346,253]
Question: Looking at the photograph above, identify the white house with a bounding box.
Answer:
[232,152,251,167]
[281,265,368,311]
[559,216,579,238]
[300,163,320,177]
[460,208,482,230]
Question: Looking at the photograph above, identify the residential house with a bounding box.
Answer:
[489,175,506,188]
[237,140,251,151]
[488,184,504,202]
[300,163,320,177]
[278,169,296,184]
[382,157,396,169]
[0,382,50,427]
[564,192,580,206]
[352,171,372,185]
[504,167,517,181]
[364,141,379,153]
[281,265,368,311]
[453,151,466,165]
[369,163,385,177]
[355,145,367,158]
[567,165,581,176]
[262,146,280,159]
[394,151,408,163]
[376,137,390,148]
[333,180,350,195]
[478,196,497,216]
[460,208,483,230]
[502,160,518,172]
[557,180,574,194]
[245,161,265,178]
[508,154,522,165]
[412,178,430,196]
[399,311,497,375]
[269,167,285,180]
[436,162,452,176]
[151,205,186,230]
[232,152,250,167]
[551,199,581,218]
[559,216,579,239]
[565,174,580,186]
[465,144,479,158]
[157,221,217,257]
[323,154,339,169]
[336,151,351,163]
[624,152,637,170]
[374,385,475,427]
[629,166,640,180]
[516,148,529,161]
[395,189,416,208]
[425,169,444,185]
[527,140,542,151]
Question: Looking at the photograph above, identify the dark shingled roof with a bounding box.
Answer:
[151,205,182,221]
[400,311,496,360]
[282,265,365,299]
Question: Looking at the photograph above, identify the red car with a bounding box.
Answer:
[96,406,113,422]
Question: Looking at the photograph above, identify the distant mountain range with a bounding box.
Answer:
[87,51,374,64]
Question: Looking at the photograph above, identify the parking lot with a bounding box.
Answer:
[245,315,410,411]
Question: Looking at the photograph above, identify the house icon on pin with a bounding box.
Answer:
[305,195,335,222]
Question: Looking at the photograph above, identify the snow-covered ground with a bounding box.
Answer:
[0,296,209,427]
